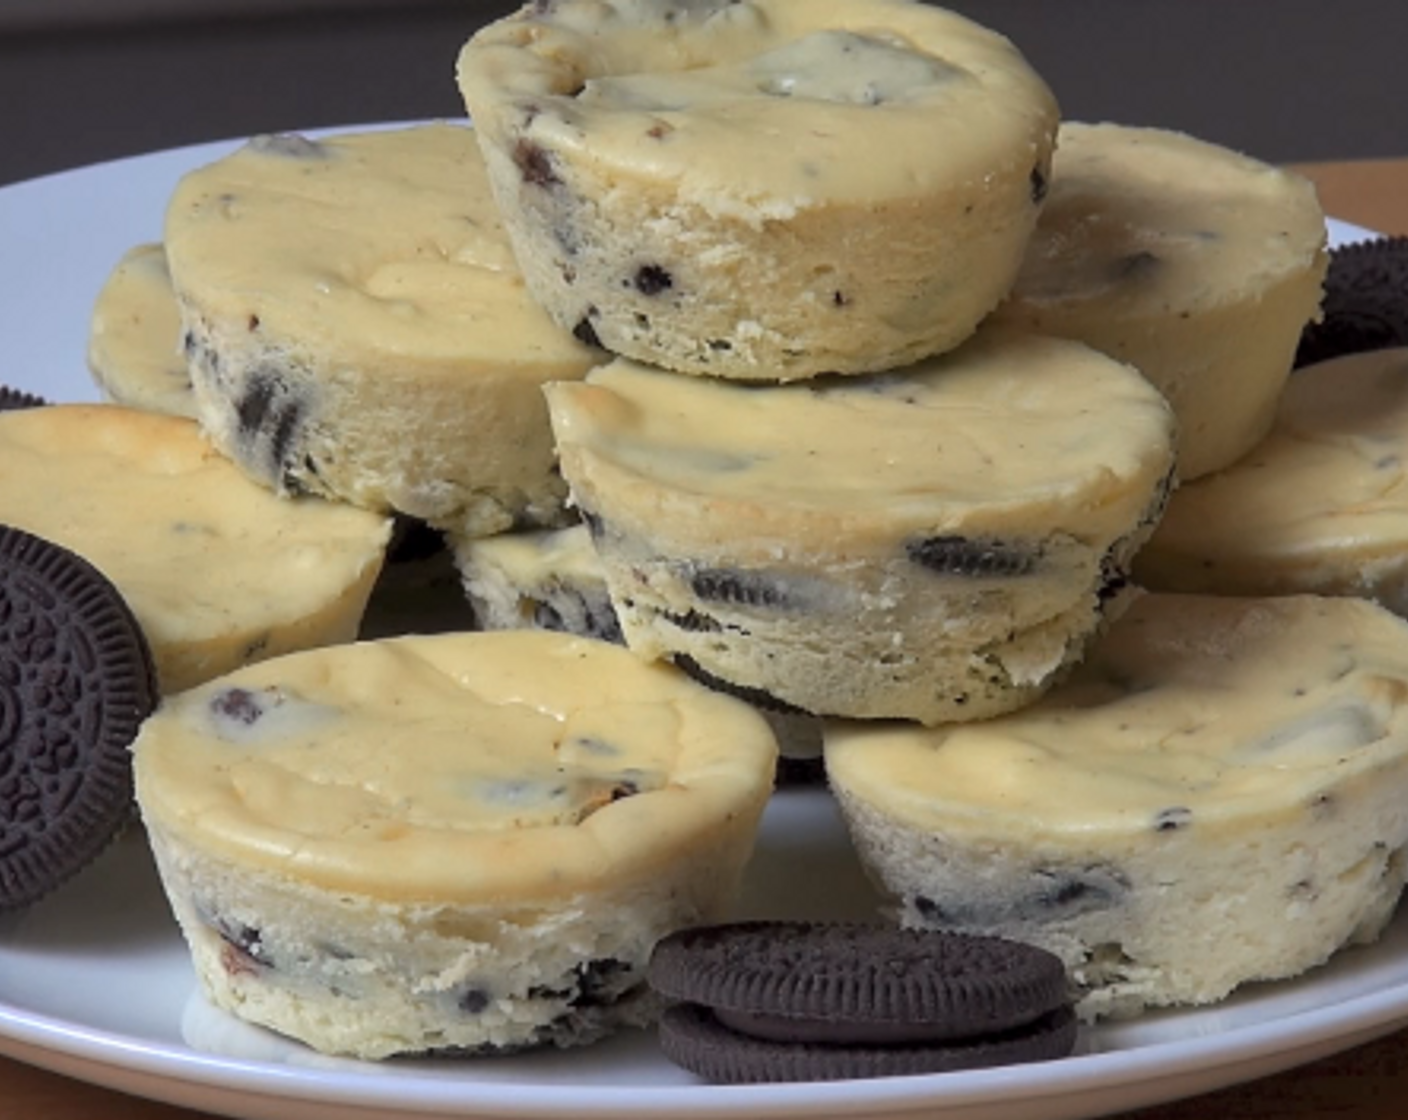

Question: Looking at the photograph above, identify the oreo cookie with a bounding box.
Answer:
[0,384,47,411]
[648,921,1076,1083]
[1296,235,1408,368]
[0,524,159,909]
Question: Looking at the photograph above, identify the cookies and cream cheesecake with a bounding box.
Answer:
[163,123,604,537]
[457,0,1059,380]
[87,242,195,419]
[0,404,391,693]
[544,329,1176,724]
[827,592,1408,1019]
[1136,348,1408,611]
[454,521,623,643]
[133,630,778,1058]
[990,121,1328,480]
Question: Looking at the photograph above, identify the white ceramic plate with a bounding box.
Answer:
[0,133,1392,1120]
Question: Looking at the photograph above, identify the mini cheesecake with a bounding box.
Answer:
[827,593,1408,1019]
[454,522,622,643]
[87,242,195,418]
[990,121,1328,480]
[0,404,390,693]
[1136,348,1408,613]
[544,329,1176,725]
[457,0,1059,379]
[133,630,778,1058]
[164,123,603,536]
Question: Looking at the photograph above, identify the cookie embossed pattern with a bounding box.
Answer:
[0,128,1405,1119]
[0,525,159,911]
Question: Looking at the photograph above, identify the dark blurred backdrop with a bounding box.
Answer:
[1,0,1403,186]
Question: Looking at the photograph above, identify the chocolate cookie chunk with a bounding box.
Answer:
[0,524,159,909]
[1296,236,1408,368]
[648,920,1076,1083]
[0,384,46,411]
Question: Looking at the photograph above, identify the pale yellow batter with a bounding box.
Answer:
[457,0,1059,378]
[135,630,777,1057]
[991,121,1327,480]
[828,592,1408,1018]
[545,328,1176,723]
[1137,348,1408,610]
[87,242,195,418]
[0,404,391,693]
[164,123,603,535]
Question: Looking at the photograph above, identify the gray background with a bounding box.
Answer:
[0,0,1403,187]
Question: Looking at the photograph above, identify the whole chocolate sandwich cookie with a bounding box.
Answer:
[1135,347,1408,613]
[1297,236,1408,368]
[648,921,1076,1082]
[827,592,1408,1019]
[989,121,1327,481]
[545,329,1176,724]
[457,0,1059,380]
[0,524,159,909]
[164,123,603,536]
[133,630,778,1059]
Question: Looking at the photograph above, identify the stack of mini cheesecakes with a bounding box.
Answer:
[51,0,1408,1056]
